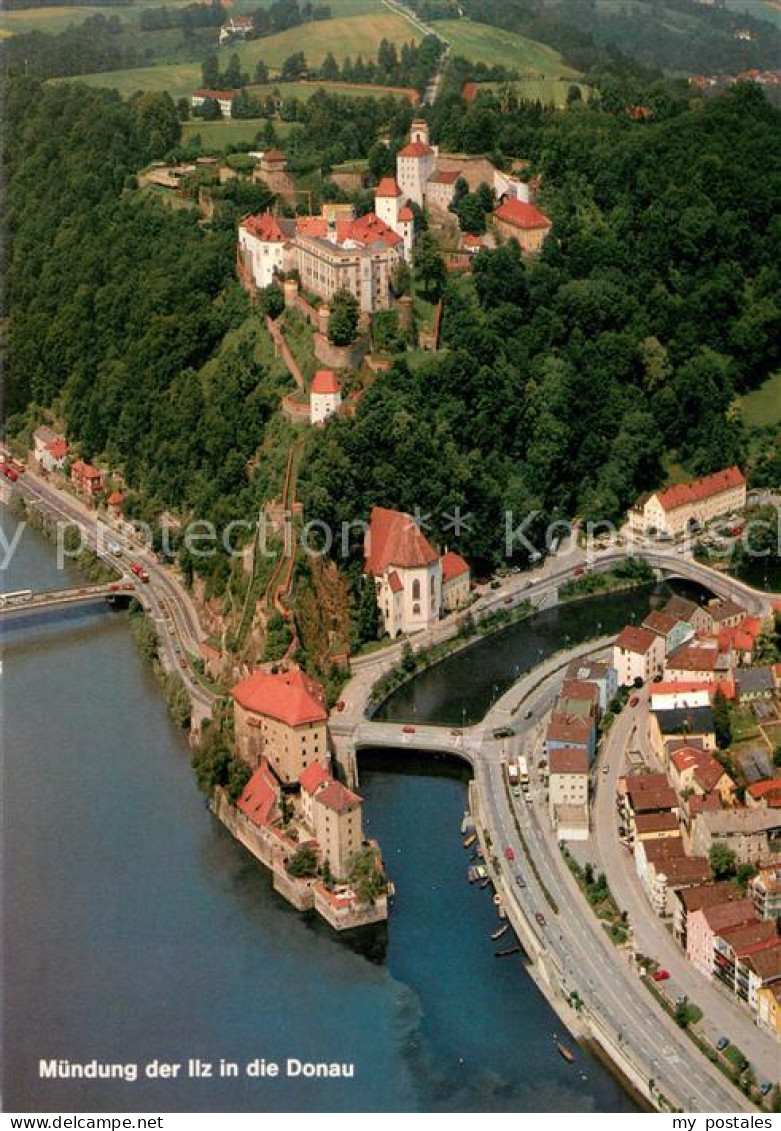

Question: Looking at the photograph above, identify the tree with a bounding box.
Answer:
[348,846,386,901]
[224,52,244,89]
[456,192,487,235]
[712,688,732,750]
[319,52,339,81]
[198,97,221,121]
[176,97,190,121]
[202,51,219,89]
[391,257,412,298]
[259,283,285,319]
[327,289,359,346]
[709,842,737,880]
[287,844,319,878]
[414,232,446,301]
[354,573,381,646]
[254,59,270,84]
[281,51,307,81]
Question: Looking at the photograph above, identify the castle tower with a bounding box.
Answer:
[410,119,430,146]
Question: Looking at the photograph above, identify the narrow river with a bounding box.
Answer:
[2,507,637,1112]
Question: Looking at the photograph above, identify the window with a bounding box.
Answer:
[412,579,421,600]
[413,603,420,615]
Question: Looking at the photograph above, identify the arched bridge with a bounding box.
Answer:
[0,581,137,616]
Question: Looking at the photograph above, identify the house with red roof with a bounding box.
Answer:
[440,550,470,612]
[631,466,746,537]
[33,426,68,473]
[70,458,104,499]
[396,120,437,207]
[613,624,665,686]
[426,168,461,211]
[237,210,289,290]
[493,198,552,254]
[191,88,239,119]
[374,176,414,258]
[312,779,364,879]
[365,506,443,637]
[310,369,342,426]
[746,779,781,811]
[230,666,328,784]
[237,758,281,829]
[670,746,735,806]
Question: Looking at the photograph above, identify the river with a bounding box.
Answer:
[376,581,711,726]
[1,506,637,1113]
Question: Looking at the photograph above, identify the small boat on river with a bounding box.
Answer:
[490,924,509,941]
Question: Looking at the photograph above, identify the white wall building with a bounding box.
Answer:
[365,506,442,638]
[613,625,665,686]
[237,211,287,289]
[374,177,414,260]
[310,369,342,426]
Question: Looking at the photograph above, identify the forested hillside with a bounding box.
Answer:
[300,83,781,569]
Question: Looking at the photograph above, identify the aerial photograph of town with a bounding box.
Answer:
[1,0,781,1121]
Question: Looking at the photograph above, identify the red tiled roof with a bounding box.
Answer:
[494,198,551,231]
[547,712,593,746]
[193,88,238,100]
[549,746,589,775]
[299,760,332,794]
[337,212,402,249]
[463,233,483,247]
[237,759,279,828]
[429,169,460,184]
[657,855,712,884]
[743,939,781,980]
[719,919,777,955]
[296,215,328,238]
[615,625,658,655]
[47,438,68,458]
[375,177,402,198]
[667,645,719,672]
[398,141,434,157]
[651,681,712,697]
[654,466,745,513]
[461,81,479,102]
[689,791,723,816]
[315,780,362,814]
[701,897,756,933]
[365,506,438,574]
[71,459,102,479]
[107,491,123,507]
[635,810,680,833]
[242,211,286,242]
[747,778,781,805]
[560,679,600,704]
[231,667,327,727]
[441,550,469,582]
[643,611,681,636]
[398,206,414,222]
[262,149,286,163]
[311,369,341,395]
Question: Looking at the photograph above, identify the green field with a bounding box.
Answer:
[436,18,581,77]
[0,0,197,35]
[474,77,591,107]
[49,9,420,99]
[250,79,416,101]
[181,117,296,148]
[230,10,420,71]
[739,370,781,428]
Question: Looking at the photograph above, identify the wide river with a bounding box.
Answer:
[1,507,645,1112]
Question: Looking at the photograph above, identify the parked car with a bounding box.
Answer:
[629,695,639,707]
[574,566,585,577]
[760,1082,773,1097]
[402,724,416,734]
[602,763,610,775]
[108,541,122,555]
[523,708,534,719]
[535,912,546,927]
[515,874,526,888]
[652,969,670,982]
[716,1036,730,1051]
[504,846,515,861]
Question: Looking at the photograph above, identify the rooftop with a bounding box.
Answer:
[653,705,715,736]
[237,759,279,828]
[560,679,600,705]
[643,611,682,637]
[666,645,719,673]
[546,712,593,747]
[315,780,362,814]
[311,369,341,395]
[635,811,680,834]
[615,625,658,655]
[700,897,756,933]
[299,760,332,795]
[677,880,742,912]
[549,746,589,775]
[398,140,434,158]
[494,198,552,231]
[441,550,469,582]
[375,177,402,198]
[231,667,328,728]
[653,466,745,513]
[736,667,775,694]
[365,506,439,575]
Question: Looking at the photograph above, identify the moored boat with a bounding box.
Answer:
[557,1042,575,1063]
[495,944,522,958]
[490,924,509,941]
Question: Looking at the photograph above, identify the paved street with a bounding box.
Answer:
[593,692,780,1083]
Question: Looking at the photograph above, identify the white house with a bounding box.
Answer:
[548,746,589,840]
[32,426,68,473]
[191,88,238,119]
[237,211,288,289]
[631,466,746,537]
[396,121,437,208]
[613,625,665,686]
[365,506,442,637]
[310,369,342,426]
[374,177,414,260]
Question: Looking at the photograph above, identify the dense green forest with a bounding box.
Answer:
[4,76,780,588]
[300,83,781,569]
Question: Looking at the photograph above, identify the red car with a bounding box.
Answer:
[402,724,416,734]
[573,566,585,577]
[1,465,19,482]
[652,969,670,982]
[504,846,515,861]
[629,695,639,707]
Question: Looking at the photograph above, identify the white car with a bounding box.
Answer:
[108,541,122,556]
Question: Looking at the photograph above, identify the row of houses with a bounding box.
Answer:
[32,426,124,506]
[613,592,769,696]
[545,658,618,841]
